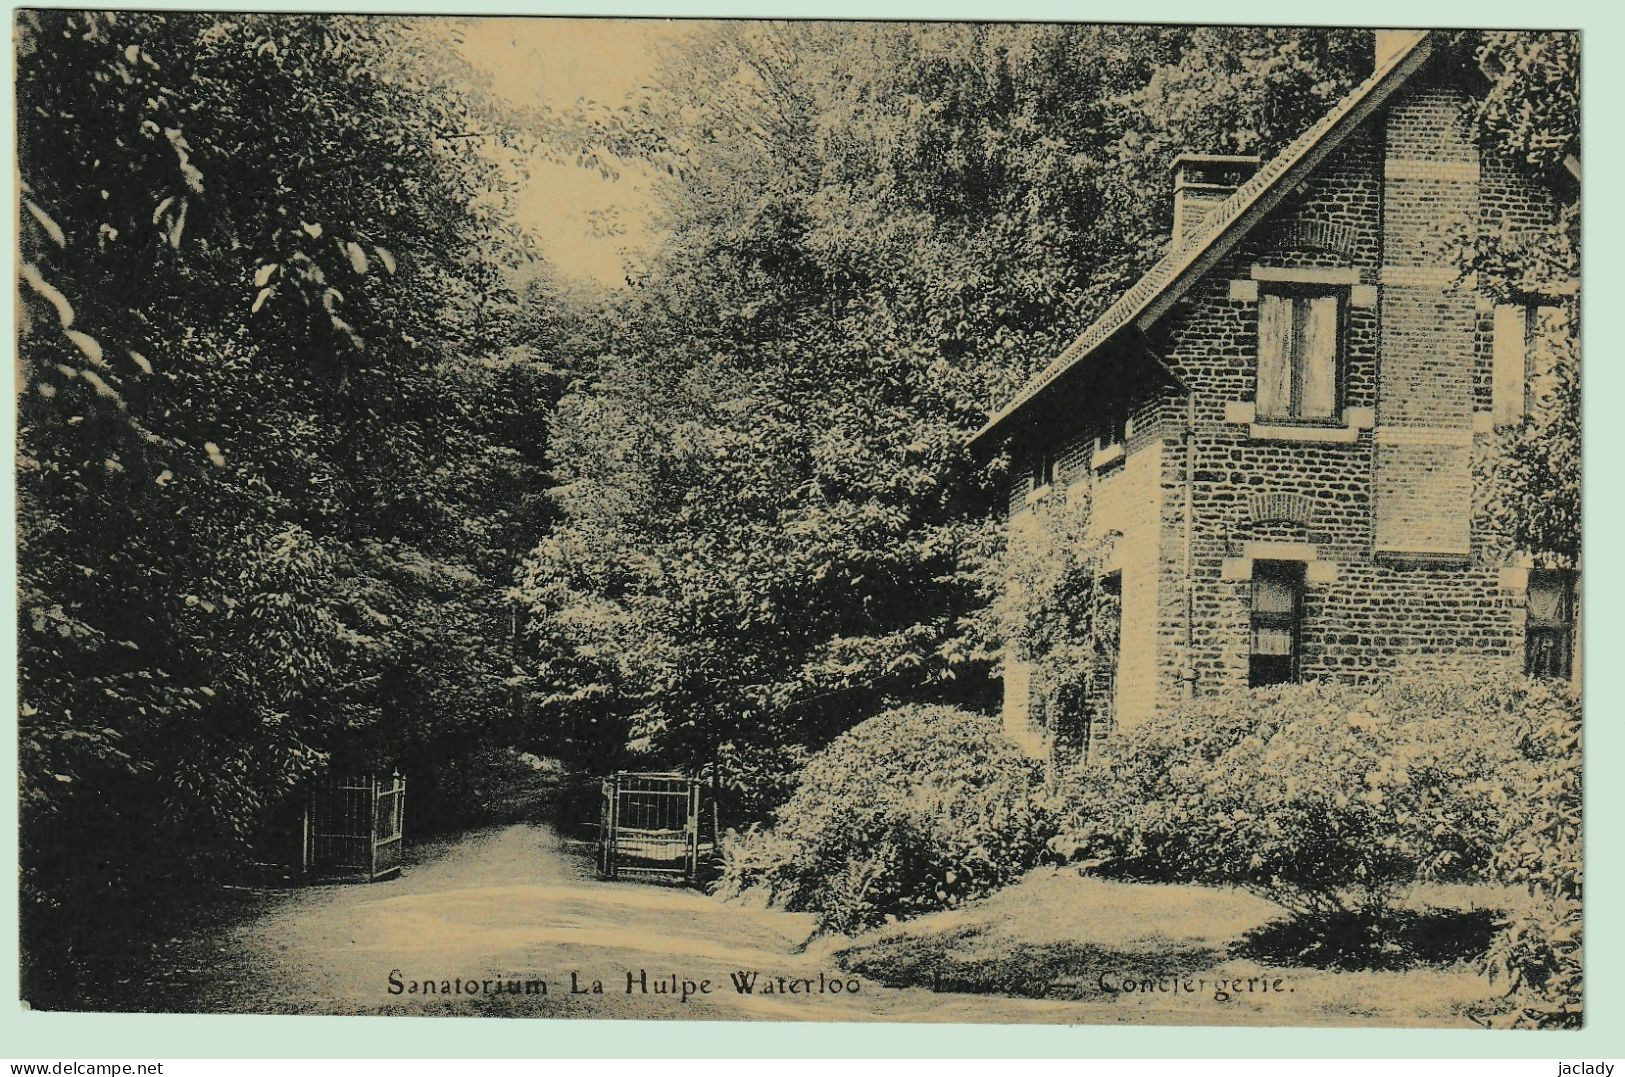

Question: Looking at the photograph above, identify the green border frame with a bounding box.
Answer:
[2,0,1617,1058]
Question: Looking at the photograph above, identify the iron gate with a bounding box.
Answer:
[598,772,712,883]
[305,772,406,882]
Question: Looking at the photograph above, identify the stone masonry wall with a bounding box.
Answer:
[1000,62,1569,738]
[1374,83,1479,556]
[999,394,1170,750]
[1146,79,1533,706]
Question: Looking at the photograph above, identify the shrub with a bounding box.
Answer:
[1060,672,1560,944]
[984,488,1119,759]
[716,704,1056,935]
[1479,680,1581,1027]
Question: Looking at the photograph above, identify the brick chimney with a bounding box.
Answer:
[1170,153,1260,247]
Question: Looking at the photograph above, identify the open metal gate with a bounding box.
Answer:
[598,772,713,884]
[303,772,406,882]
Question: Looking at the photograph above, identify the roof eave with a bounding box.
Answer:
[967,30,1436,454]
[967,325,1130,449]
[1133,36,1434,329]
[967,326,1179,453]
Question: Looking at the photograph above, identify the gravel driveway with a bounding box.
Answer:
[130,822,1081,1022]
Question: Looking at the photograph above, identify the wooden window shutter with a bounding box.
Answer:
[1492,303,1528,426]
[1299,294,1340,419]
[1257,292,1294,418]
[1528,305,1567,416]
[1525,570,1575,680]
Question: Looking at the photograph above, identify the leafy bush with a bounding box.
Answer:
[717,705,1056,935]
[985,488,1120,760]
[1479,682,1581,1027]
[1060,673,1566,952]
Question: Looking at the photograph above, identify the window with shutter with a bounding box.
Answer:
[1526,570,1575,680]
[1493,301,1566,425]
[1527,304,1566,417]
[1492,303,1527,426]
[1250,561,1305,686]
[1028,446,1056,491]
[1256,287,1344,421]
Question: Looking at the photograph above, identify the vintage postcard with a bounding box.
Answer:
[14,14,1580,1030]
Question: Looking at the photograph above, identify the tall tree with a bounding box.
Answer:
[16,11,566,995]
[1462,30,1581,568]
[1451,29,1580,1029]
[516,23,1368,811]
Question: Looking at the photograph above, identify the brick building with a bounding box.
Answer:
[968,30,1579,760]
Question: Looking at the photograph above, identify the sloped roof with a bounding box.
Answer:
[969,30,1435,451]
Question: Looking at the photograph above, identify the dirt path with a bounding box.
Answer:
[84,822,1494,1027]
[149,822,1083,1022]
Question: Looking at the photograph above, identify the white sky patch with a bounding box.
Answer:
[453,17,686,288]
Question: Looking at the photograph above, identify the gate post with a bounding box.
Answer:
[603,774,620,879]
[598,778,609,877]
[685,779,700,880]
[299,798,311,878]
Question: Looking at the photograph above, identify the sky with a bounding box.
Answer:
[453,17,691,287]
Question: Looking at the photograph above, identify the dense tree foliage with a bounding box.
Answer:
[17,18,1579,1014]
[516,23,1369,811]
[988,487,1119,760]
[1453,29,1581,1026]
[16,11,569,994]
[1461,31,1581,568]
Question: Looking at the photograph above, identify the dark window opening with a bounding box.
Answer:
[1526,569,1575,680]
[1250,560,1305,687]
[1028,447,1056,490]
[1100,412,1128,450]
